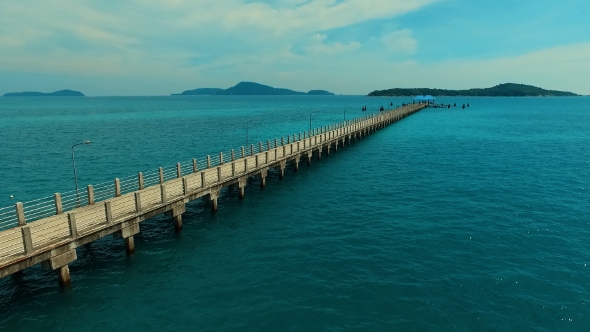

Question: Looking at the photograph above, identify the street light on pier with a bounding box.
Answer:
[72,141,91,207]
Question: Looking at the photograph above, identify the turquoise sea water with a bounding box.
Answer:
[0,96,589,331]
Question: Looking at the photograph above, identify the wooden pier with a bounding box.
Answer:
[0,104,426,287]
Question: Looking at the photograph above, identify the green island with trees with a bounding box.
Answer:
[368,83,578,97]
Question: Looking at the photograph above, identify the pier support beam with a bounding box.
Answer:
[231,177,247,200]
[317,147,322,160]
[259,168,268,188]
[41,249,77,287]
[294,155,300,171]
[165,203,186,232]
[114,223,140,254]
[207,190,220,213]
[276,161,286,179]
[307,151,313,166]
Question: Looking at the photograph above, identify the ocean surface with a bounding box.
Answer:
[0,96,588,331]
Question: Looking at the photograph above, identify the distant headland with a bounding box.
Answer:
[173,82,335,96]
[3,89,85,97]
[368,83,578,97]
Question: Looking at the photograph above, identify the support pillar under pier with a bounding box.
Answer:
[259,168,268,188]
[58,265,71,287]
[173,215,182,233]
[294,156,300,171]
[114,223,140,253]
[234,177,247,200]
[125,236,135,255]
[165,203,185,232]
[277,161,286,180]
[41,249,77,287]
[207,190,220,213]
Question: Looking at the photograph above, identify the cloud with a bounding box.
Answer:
[381,29,418,55]
[1,0,588,96]
[305,34,361,55]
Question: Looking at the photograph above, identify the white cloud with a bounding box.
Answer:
[381,29,418,55]
[305,34,361,55]
[1,0,588,96]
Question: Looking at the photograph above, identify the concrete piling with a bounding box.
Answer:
[42,249,77,287]
[237,177,246,200]
[259,168,268,188]
[114,223,140,254]
[208,191,220,213]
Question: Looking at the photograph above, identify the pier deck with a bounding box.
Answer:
[0,104,426,286]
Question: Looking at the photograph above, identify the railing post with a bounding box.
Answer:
[201,172,206,188]
[217,166,221,181]
[87,185,94,205]
[15,202,25,226]
[160,184,167,204]
[114,178,121,197]
[281,137,284,146]
[105,201,113,224]
[138,172,144,190]
[231,149,235,161]
[21,226,33,254]
[183,177,189,194]
[274,138,277,148]
[219,152,224,165]
[250,144,254,156]
[259,142,263,152]
[54,193,63,215]
[193,158,198,173]
[135,192,142,212]
[232,162,236,176]
[256,155,259,167]
[68,213,78,238]
[245,158,248,172]
[159,167,164,183]
[241,146,245,158]
[287,136,290,144]
[207,155,211,168]
[267,140,270,150]
[265,151,269,164]
[176,163,182,178]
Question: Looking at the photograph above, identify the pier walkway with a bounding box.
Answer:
[0,104,426,286]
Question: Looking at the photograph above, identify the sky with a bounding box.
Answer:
[0,0,588,96]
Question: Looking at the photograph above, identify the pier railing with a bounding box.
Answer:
[0,105,424,264]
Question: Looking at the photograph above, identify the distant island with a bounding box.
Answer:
[173,82,334,96]
[3,89,85,97]
[368,83,578,97]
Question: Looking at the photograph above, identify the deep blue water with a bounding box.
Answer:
[0,96,589,331]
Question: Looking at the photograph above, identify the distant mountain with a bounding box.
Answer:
[173,82,335,96]
[368,83,578,97]
[172,88,224,96]
[307,90,334,96]
[3,89,85,97]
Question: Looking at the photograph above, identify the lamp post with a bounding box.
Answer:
[245,118,259,147]
[72,141,91,207]
[310,111,320,133]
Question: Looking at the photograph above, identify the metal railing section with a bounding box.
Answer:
[0,105,424,233]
